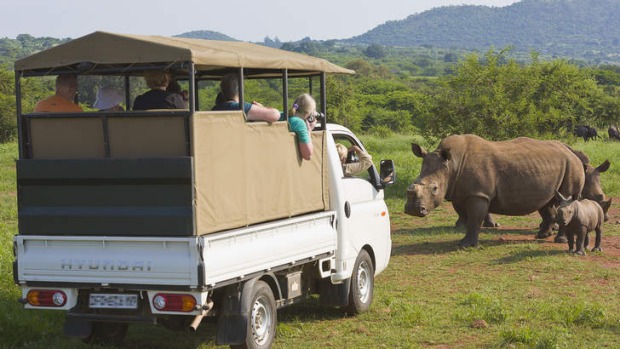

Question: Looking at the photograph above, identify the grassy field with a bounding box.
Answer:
[1,136,620,348]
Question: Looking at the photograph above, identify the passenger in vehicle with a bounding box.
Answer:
[166,79,189,108]
[212,73,280,122]
[93,86,124,112]
[132,71,186,110]
[289,93,318,161]
[336,143,373,177]
[34,74,83,112]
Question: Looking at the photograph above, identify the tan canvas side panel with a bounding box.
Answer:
[30,118,105,159]
[108,116,186,158]
[192,111,328,235]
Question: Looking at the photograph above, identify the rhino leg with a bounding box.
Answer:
[458,198,487,248]
[566,229,575,253]
[574,228,587,256]
[455,213,497,228]
[592,227,603,252]
[454,215,466,229]
[554,228,568,243]
[536,205,556,239]
[482,214,499,228]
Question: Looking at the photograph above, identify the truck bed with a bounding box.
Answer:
[14,211,337,290]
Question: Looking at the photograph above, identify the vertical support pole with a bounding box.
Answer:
[320,73,327,130]
[124,76,131,110]
[14,71,23,158]
[238,68,244,112]
[282,69,289,120]
[102,115,110,158]
[186,62,196,156]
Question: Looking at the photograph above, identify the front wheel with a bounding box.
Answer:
[344,249,374,315]
[231,280,277,349]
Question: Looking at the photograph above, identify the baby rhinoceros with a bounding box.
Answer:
[556,191,604,255]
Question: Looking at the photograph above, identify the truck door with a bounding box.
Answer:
[331,133,391,275]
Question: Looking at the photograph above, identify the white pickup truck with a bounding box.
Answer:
[12,32,394,349]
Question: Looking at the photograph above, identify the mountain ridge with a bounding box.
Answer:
[347,0,620,61]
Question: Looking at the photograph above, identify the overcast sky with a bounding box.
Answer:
[1,0,519,42]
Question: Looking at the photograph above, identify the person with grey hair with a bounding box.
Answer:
[132,71,186,110]
[34,74,83,112]
[336,143,373,177]
[212,73,280,122]
[94,86,124,111]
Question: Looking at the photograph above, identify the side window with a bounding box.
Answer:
[332,135,372,181]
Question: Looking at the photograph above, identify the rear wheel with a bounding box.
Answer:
[231,281,277,349]
[83,322,128,346]
[344,249,374,315]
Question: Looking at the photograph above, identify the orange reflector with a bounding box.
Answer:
[381,211,386,217]
[152,293,196,312]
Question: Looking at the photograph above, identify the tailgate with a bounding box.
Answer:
[14,235,201,288]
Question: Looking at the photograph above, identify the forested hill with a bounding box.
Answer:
[174,30,237,41]
[348,0,620,61]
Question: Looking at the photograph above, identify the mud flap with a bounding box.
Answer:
[215,279,257,346]
[63,316,93,339]
[318,278,351,307]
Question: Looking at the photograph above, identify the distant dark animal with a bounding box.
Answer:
[556,191,603,256]
[608,125,620,141]
[574,125,598,141]
[404,135,585,247]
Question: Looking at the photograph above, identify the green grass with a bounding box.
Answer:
[1,137,620,348]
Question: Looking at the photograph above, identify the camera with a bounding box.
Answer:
[307,112,324,123]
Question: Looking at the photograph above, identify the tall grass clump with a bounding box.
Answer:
[457,292,509,325]
[500,326,563,349]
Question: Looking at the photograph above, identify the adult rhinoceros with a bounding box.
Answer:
[404,134,585,247]
[486,146,611,243]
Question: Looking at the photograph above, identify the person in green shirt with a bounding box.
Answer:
[288,93,318,160]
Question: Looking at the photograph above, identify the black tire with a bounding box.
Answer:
[344,249,374,315]
[231,281,277,349]
[83,322,128,346]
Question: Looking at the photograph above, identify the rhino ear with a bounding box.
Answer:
[440,149,451,162]
[411,143,427,158]
[596,160,610,173]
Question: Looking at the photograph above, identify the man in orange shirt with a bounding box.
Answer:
[34,74,83,112]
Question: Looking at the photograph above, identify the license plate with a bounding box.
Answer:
[89,293,138,309]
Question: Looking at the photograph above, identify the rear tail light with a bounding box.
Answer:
[27,290,67,307]
[152,293,196,312]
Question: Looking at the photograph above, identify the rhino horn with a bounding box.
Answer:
[556,191,571,203]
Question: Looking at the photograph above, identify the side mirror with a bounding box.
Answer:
[379,159,395,186]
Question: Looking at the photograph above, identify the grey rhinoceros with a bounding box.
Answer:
[556,191,604,255]
[404,134,586,247]
[487,146,611,243]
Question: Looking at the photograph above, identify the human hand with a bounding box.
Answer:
[306,117,317,131]
[348,145,361,153]
[252,101,264,107]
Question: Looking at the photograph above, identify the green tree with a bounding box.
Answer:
[0,69,17,142]
[364,44,386,59]
[422,49,610,140]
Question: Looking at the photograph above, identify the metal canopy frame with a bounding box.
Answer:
[15,58,330,159]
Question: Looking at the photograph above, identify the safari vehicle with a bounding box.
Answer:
[12,32,395,348]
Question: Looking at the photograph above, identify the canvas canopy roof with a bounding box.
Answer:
[15,31,354,76]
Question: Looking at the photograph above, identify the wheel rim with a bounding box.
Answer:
[251,295,272,346]
[356,260,371,304]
